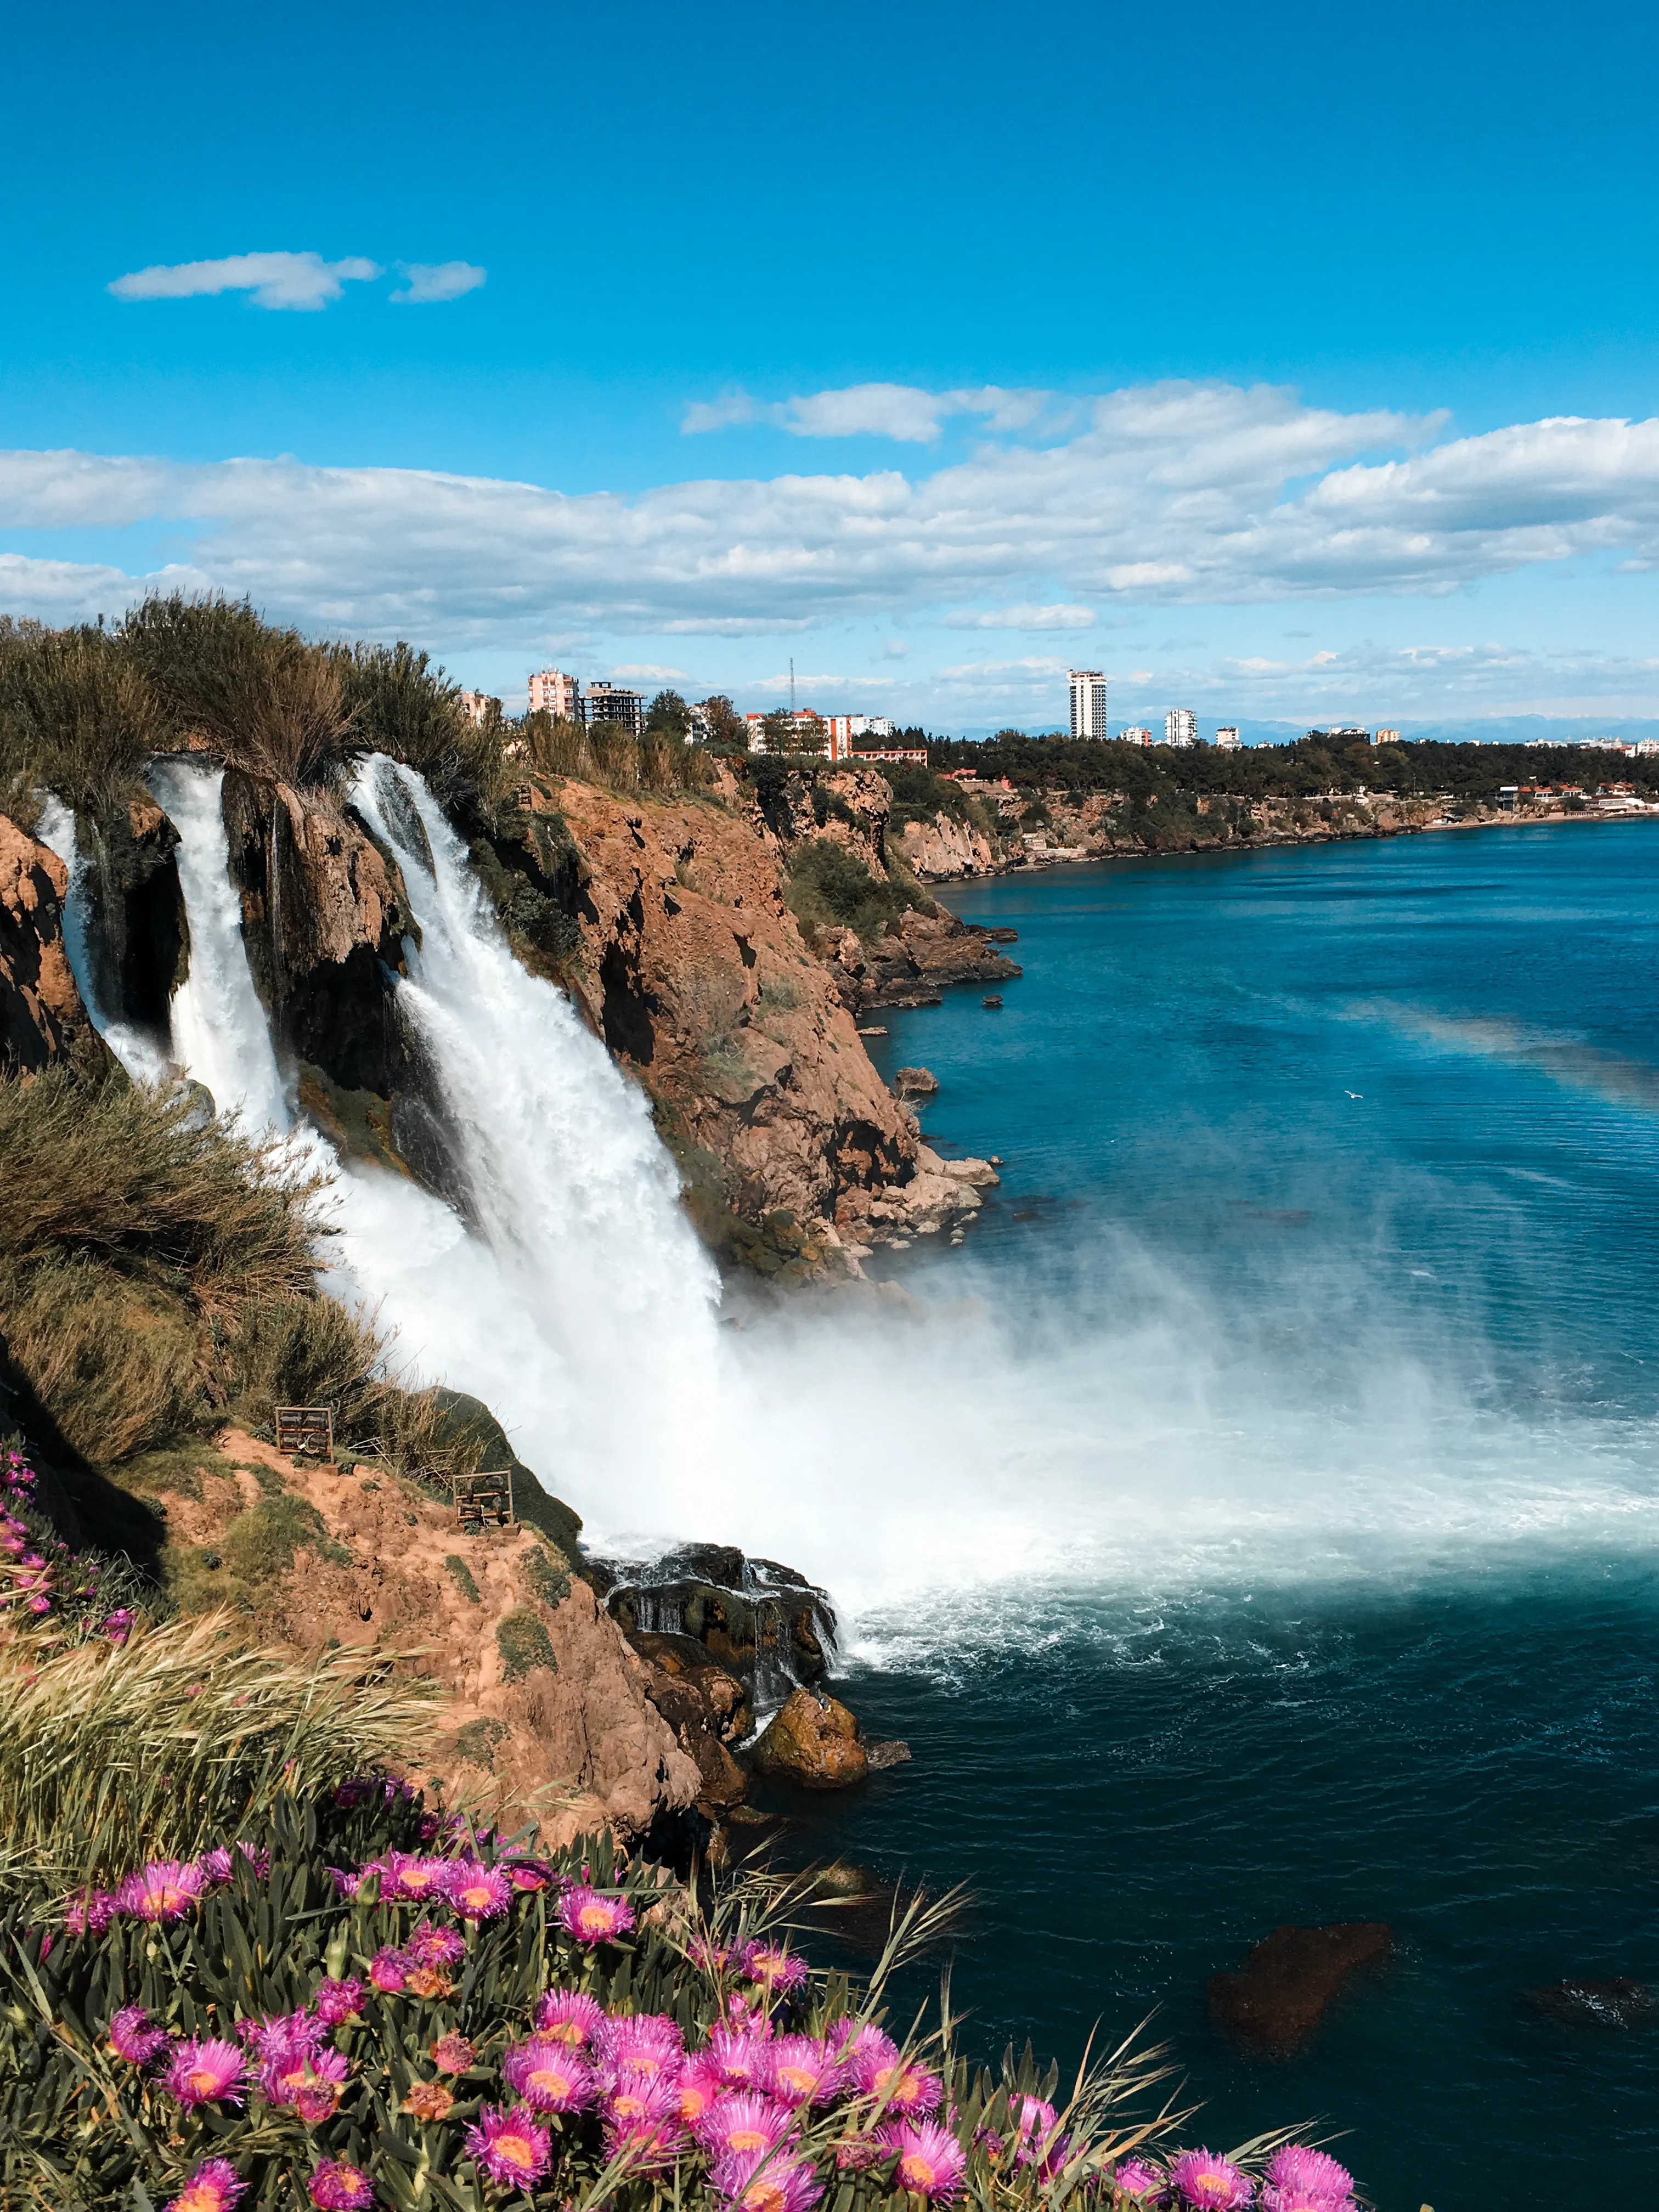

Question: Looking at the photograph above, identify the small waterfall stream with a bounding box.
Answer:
[35,796,172,1087]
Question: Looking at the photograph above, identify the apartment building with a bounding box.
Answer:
[1069,670,1109,739]
[1119,725,1153,747]
[745,709,844,758]
[1215,726,1242,749]
[1165,708,1197,747]
[585,682,646,738]
[527,669,582,721]
[460,691,500,726]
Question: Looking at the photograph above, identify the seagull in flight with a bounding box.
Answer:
[1345,1090,1363,1099]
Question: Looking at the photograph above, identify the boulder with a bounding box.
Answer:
[1209,1922,1393,2055]
[894,1066,939,1098]
[751,1686,870,1788]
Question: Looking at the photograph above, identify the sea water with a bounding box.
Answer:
[792,825,1659,2212]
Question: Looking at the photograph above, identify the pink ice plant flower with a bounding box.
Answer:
[501,2034,597,2114]
[557,1883,636,1945]
[161,2037,247,2107]
[115,1859,207,1923]
[768,2035,845,2107]
[845,2028,940,2117]
[709,2148,825,2212]
[709,2022,775,2089]
[379,1850,447,1903]
[1170,2148,1256,2209]
[740,1940,809,1995]
[307,2160,375,2210]
[1265,2149,1353,2202]
[313,1976,366,2027]
[504,1855,555,1891]
[443,1857,512,1920]
[1114,2160,1166,2198]
[676,2050,727,2124]
[263,2041,349,2117]
[368,1946,410,1993]
[603,2075,688,2171]
[725,1991,778,2035]
[64,1888,116,1937]
[596,2010,684,2079]
[164,2158,246,2212]
[239,2010,324,2066]
[534,1988,606,2045]
[405,1923,466,1970]
[465,2102,554,2190]
[108,2004,169,2066]
[1263,2192,1352,2212]
[693,2090,796,2159]
[883,2120,969,2201]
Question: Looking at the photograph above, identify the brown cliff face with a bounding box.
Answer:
[0,813,115,1080]
[481,774,991,1266]
[898,813,1002,880]
[163,1429,701,1843]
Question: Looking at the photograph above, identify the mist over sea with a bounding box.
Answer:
[780,825,1659,2212]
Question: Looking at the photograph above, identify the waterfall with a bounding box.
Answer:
[331,757,726,1502]
[144,763,289,1131]
[34,797,173,1087]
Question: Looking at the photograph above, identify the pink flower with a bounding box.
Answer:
[101,1607,136,1645]
[693,2091,795,2160]
[1170,2149,1255,2209]
[239,2010,323,2066]
[368,1947,410,1993]
[1263,2193,1352,2212]
[709,2149,824,2212]
[689,1934,733,1972]
[534,1988,606,2046]
[405,1922,466,1969]
[557,1883,635,1945]
[465,2103,554,2190]
[312,1976,366,2027]
[161,2038,247,2108]
[1114,2161,1165,2198]
[431,2030,476,2074]
[329,1866,363,1900]
[443,1858,512,1921]
[1265,2149,1353,2203]
[115,1859,207,1923]
[263,2043,349,2121]
[768,2035,845,2107]
[108,2004,169,2066]
[709,2023,774,2089]
[164,2158,246,2212]
[596,2010,684,2080]
[307,2160,375,2210]
[676,2051,727,2124]
[740,1942,809,1995]
[504,1856,555,1891]
[845,2026,940,2116]
[380,1850,447,1903]
[603,2080,688,2173]
[837,2022,899,2079]
[726,1991,778,2035]
[884,2121,968,2200]
[606,2069,681,2128]
[501,2035,597,2114]
[64,1888,115,1937]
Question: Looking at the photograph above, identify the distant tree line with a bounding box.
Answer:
[923,731,1659,803]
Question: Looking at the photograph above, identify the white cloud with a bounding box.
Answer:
[682,381,1051,444]
[0,552,211,616]
[392,261,486,304]
[941,603,1096,630]
[109,252,382,311]
[610,662,689,680]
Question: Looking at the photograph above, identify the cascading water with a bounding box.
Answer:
[143,763,289,1131]
[34,797,172,1087]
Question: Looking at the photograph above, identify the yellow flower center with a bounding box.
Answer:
[731,2127,770,2152]
[498,2136,536,2172]
[459,1884,492,1908]
[778,2067,812,2095]
[528,2067,571,2098]
[185,2069,217,2097]
[899,2155,938,2190]
[174,2187,215,2212]
[577,1904,612,1933]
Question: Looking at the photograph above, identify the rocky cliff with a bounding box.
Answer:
[0,812,114,1079]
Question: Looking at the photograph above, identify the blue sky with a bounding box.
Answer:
[6,0,1659,733]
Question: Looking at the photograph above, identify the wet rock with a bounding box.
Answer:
[1526,1979,1656,2029]
[70,792,187,1047]
[1209,1922,1393,2055]
[982,994,1003,1009]
[865,1739,912,1770]
[0,814,116,1079]
[605,1547,835,1690]
[751,1686,870,1788]
[894,1066,939,1098]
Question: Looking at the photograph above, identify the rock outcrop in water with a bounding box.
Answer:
[1209,1921,1394,2054]
[0,812,115,1079]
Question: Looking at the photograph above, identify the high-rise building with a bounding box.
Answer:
[1374,727,1402,744]
[460,691,500,726]
[1215,726,1242,749]
[1165,708,1197,748]
[1119,726,1153,746]
[584,682,646,737]
[527,669,582,721]
[1069,670,1109,739]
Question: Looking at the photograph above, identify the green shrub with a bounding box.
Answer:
[0,618,162,813]
[332,637,501,804]
[785,837,920,942]
[495,1603,556,1681]
[443,1552,482,1604]
[523,1542,571,1610]
[119,592,348,787]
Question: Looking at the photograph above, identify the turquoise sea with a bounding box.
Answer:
[792,824,1659,2211]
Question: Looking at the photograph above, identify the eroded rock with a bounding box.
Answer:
[751,1686,870,1788]
[0,814,115,1079]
